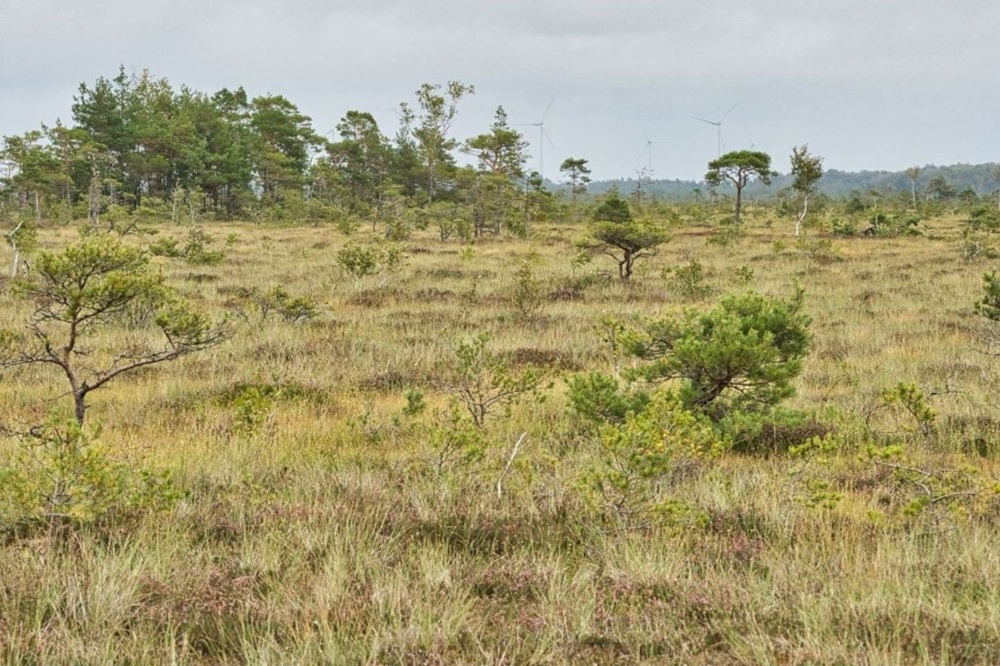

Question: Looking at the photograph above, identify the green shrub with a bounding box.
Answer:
[831,217,857,236]
[183,226,226,265]
[967,206,1000,232]
[231,385,277,438]
[149,236,183,258]
[440,333,548,428]
[228,285,320,323]
[568,372,650,425]
[0,420,181,533]
[580,391,721,527]
[508,259,545,322]
[720,406,832,456]
[664,258,711,300]
[626,290,812,422]
[149,227,225,264]
[337,240,407,287]
[976,272,1000,321]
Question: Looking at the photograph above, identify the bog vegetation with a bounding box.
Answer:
[3,71,1000,664]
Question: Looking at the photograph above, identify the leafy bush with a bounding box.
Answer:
[568,372,651,425]
[663,259,711,300]
[831,217,857,236]
[149,227,225,264]
[337,240,407,286]
[426,402,487,476]
[183,226,226,265]
[569,290,812,460]
[962,230,1000,260]
[626,290,812,422]
[580,391,721,527]
[966,206,1000,232]
[867,212,923,237]
[976,271,1000,321]
[507,259,545,322]
[0,420,181,534]
[720,406,832,456]
[796,237,842,263]
[231,385,278,438]
[440,333,548,428]
[148,236,183,258]
[226,285,319,324]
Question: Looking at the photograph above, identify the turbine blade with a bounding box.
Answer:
[540,98,556,123]
[692,116,719,126]
[719,101,740,124]
[543,127,556,150]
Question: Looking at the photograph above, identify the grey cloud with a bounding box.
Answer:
[2,0,999,180]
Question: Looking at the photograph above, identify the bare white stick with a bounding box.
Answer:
[496,431,527,500]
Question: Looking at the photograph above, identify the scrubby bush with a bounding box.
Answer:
[507,259,545,322]
[663,258,711,300]
[225,285,319,323]
[337,240,407,287]
[0,420,181,534]
[568,372,650,425]
[570,290,814,452]
[580,391,721,527]
[578,188,668,281]
[625,290,812,422]
[440,333,549,429]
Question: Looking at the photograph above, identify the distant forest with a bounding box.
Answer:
[3,67,999,232]
[587,163,1000,201]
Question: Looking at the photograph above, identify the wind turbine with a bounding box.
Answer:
[692,101,739,156]
[637,130,659,171]
[518,99,556,182]
[744,123,765,151]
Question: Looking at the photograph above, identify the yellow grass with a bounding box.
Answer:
[1,210,1000,664]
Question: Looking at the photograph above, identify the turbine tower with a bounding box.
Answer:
[518,99,556,182]
[692,101,739,156]
[744,123,765,150]
[638,130,659,171]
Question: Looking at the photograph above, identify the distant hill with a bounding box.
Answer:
[570,162,1000,200]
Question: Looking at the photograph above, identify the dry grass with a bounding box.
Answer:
[2,211,1000,664]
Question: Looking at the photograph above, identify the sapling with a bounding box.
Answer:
[0,237,228,424]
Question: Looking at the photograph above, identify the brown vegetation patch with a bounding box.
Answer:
[346,287,404,308]
[470,560,545,602]
[183,272,221,283]
[136,563,267,660]
[358,369,431,392]
[507,347,580,371]
[548,286,585,301]
[414,287,455,302]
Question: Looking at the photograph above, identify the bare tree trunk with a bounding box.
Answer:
[171,187,180,225]
[795,194,809,236]
[7,218,24,277]
[89,173,101,225]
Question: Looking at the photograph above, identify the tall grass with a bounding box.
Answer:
[1,212,999,664]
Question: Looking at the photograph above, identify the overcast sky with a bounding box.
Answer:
[2,0,999,182]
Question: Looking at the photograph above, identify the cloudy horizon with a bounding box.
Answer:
[3,0,999,182]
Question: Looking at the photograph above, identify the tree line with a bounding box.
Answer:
[0,69,567,235]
